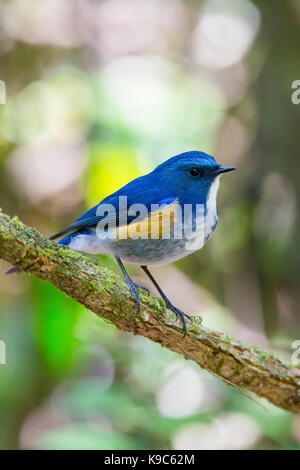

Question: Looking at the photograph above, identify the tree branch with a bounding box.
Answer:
[1,209,300,413]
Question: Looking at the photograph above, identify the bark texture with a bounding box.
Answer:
[1,209,300,413]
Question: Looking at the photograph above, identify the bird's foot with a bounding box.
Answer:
[164,300,191,337]
[134,284,150,296]
[124,276,149,313]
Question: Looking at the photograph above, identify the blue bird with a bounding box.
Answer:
[6,151,235,334]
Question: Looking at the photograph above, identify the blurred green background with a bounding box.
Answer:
[0,0,300,450]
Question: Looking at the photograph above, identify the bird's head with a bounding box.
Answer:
[154,151,235,198]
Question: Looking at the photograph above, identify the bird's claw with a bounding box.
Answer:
[135,284,150,296]
[165,301,191,337]
[125,278,149,313]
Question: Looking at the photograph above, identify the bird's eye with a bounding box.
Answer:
[189,167,203,177]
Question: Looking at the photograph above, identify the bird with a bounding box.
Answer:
[6,151,235,334]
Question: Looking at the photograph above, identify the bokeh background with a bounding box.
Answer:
[0,0,300,450]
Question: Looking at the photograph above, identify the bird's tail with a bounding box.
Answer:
[5,265,22,275]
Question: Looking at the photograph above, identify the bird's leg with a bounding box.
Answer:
[140,266,191,336]
[116,257,149,313]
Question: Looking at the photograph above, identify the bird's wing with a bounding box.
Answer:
[49,203,104,240]
[50,176,176,241]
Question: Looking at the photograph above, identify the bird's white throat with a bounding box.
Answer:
[206,175,220,214]
[204,175,220,240]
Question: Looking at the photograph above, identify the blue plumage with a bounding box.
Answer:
[54,151,226,246]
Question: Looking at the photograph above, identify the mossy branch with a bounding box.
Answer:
[1,209,300,413]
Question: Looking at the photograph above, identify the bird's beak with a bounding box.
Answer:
[215,166,236,175]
